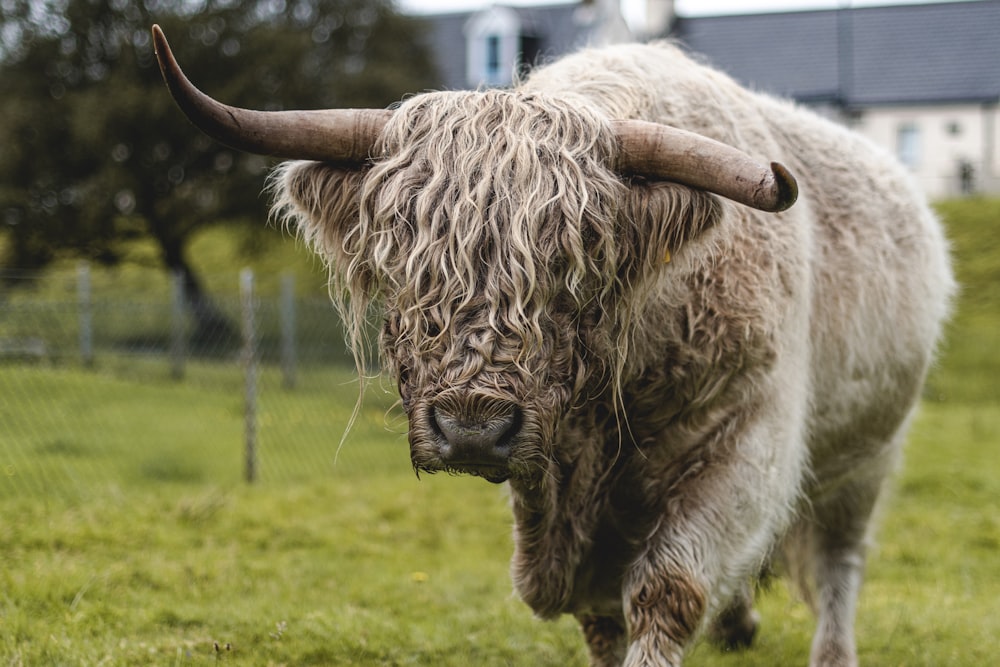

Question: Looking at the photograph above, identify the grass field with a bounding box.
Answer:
[1,199,998,665]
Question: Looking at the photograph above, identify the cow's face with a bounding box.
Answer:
[274,90,721,485]
[152,25,787,484]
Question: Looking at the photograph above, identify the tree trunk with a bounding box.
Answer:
[161,238,239,352]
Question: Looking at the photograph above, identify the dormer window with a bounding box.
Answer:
[465,6,521,88]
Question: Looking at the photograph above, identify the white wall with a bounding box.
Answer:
[854,103,1000,199]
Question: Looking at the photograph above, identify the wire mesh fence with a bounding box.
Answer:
[0,265,406,500]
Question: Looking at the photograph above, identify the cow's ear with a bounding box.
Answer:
[270,160,365,278]
[619,180,722,271]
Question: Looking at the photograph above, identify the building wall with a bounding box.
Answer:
[853,103,1000,199]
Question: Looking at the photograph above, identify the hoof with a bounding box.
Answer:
[709,607,759,651]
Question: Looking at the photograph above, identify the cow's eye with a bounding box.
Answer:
[383,315,400,338]
[397,366,412,403]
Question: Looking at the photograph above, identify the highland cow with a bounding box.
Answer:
[153,25,952,667]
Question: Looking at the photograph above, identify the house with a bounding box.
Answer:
[415,1,1000,198]
[417,0,632,91]
[671,1,1000,198]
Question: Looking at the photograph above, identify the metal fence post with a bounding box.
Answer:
[77,261,93,367]
[240,268,258,483]
[280,272,297,390]
[169,270,186,380]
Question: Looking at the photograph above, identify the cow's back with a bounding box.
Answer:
[773,106,953,488]
[524,41,954,485]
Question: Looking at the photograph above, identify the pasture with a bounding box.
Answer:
[1,199,998,665]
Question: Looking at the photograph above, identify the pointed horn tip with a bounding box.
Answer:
[768,161,798,212]
[151,24,166,55]
[150,24,177,82]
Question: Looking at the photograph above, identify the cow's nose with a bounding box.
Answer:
[431,403,519,467]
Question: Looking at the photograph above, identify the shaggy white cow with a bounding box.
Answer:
[153,26,953,667]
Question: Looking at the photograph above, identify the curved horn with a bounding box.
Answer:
[612,119,798,212]
[151,25,390,163]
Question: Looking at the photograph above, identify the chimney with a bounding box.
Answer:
[575,0,633,45]
[644,0,676,38]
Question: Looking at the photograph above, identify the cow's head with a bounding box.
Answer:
[152,26,796,485]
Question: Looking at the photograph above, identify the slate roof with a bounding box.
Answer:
[416,4,581,91]
[671,0,1000,107]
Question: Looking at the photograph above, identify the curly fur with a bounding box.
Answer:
[270,41,953,667]
[271,86,721,480]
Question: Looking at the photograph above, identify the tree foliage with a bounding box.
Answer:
[0,0,436,328]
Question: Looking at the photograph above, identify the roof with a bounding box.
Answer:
[416,4,581,91]
[672,0,1000,107]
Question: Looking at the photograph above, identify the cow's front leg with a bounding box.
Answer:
[622,557,705,666]
[578,614,627,667]
[621,413,803,666]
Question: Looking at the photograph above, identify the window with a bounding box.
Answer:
[517,34,541,78]
[896,123,920,169]
[486,35,501,80]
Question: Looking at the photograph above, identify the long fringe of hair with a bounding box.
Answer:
[271,88,721,418]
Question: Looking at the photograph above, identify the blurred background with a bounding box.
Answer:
[1,1,997,665]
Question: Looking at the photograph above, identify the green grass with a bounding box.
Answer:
[2,382,996,666]
[1,200,999,665]
[0,364,587,666]
[928,197,1000,404]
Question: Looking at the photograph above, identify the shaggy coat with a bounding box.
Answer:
[273,42,953,667]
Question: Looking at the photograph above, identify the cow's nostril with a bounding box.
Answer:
[431,403,519,465]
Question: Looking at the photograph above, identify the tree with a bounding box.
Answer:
[0,0,436,341]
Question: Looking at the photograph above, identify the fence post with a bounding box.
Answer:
[77,261,93,367]
[240,268,258,484]
[169,270,186,380]
[280,272,297,389]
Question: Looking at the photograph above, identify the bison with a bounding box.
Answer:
[152,25,953,667]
